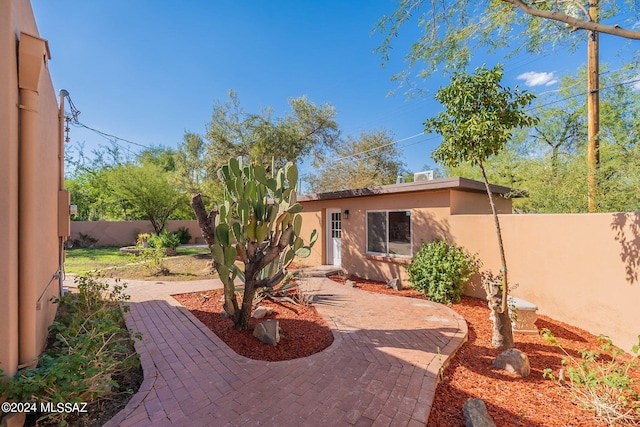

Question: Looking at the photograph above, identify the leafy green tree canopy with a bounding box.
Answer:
[306,129,404,193]
[375,1,640,85]
[204,90,340,175]
[442,65,640,213]
[107,163,187,233]
[427,65,538,168]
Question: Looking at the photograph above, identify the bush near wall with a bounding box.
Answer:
[406,241,480,304]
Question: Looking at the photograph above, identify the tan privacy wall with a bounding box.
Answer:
[450,212,640,353]
[1,0,62,378]
[70,220,201,246]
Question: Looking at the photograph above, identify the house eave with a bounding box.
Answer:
[299,177,519,202]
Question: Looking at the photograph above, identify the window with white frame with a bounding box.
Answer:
[366,210,412,257]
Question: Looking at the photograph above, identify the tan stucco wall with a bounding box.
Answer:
[450,212,640,352]
[70,220,202,246]
[0,0,23,380]
[0,0,61,378]
[450,189,512,215]
[300,190,454,282]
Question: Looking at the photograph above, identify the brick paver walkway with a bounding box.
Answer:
[97,274,467,427]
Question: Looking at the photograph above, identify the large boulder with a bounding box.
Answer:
[253,319,282,346]
[492,348,530,377]
[463,398,496,427]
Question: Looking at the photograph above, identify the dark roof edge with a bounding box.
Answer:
[299,177,519,202]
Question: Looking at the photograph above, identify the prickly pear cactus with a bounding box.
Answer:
[200,157,317,331]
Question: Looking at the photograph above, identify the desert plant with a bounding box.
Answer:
[254,274,300,306]
[148,229,181,249]
[0,274,141,426]
[133,246,170,275]
[541,328,640,426]
[406,240,480,304]
[191,158,317,331]
[65,232,98,249]
[174,226,192,244]
[136,233,151,246]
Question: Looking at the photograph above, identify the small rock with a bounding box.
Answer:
[252,306,274,319]
[219,311,230,318]
[345,280,357,287]
[463,398,496,427]
[492,348,530,377]
[387,278,402,291]
[253,319,282,346]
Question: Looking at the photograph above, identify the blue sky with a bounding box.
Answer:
[31,1,638,183]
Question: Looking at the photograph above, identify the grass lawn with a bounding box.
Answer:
[65,246,212,279]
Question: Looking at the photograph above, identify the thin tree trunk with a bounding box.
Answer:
[478,160,514,350]
[235,280,257,331]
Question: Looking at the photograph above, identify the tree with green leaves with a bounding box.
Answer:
[174,132,212,195]
[205,90,340,175]
[305,129,404,193]
[443,65,640,213]
[375,1,640,84]
[425,65,538,349]
[191,159,316,331]
[107,163,187,234]
[137,147,177,172]
[376,0,640,211]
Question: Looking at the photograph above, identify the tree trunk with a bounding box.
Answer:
[234,279,257,331]
[479,160,514,350]
[486,274,514,350]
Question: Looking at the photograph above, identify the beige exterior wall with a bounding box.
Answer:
[450,189,512,215]
[451,213,640,353]
[1,0,62,381]
[300,190,457,282]
[70,220,202,246]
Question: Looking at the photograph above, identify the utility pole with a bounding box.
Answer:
[587,0,600,212]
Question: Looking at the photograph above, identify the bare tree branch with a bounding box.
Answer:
[503,0,640,39]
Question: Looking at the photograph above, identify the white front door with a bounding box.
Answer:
[327,209,341,266]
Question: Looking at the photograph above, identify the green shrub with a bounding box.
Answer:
[148,229,181,249]
[541,329,640,426]
[133,246,170,275]
[0,274,141,426]
[174,226,192,244]
[405,240,480,304]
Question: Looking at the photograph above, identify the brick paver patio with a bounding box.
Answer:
[94,272,467,427]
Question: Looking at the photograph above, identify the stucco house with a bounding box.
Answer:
[297,177,513,286]
[296,177,640,354]
[1,0,71,409]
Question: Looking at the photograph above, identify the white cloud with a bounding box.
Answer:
[632,76,640,91]
[516,71,558,87]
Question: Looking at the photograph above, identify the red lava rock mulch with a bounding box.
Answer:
[172,289,333,362]
[174,275,639,426]
[330,275,639,427]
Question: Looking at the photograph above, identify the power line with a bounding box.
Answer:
[528,77,640,111]
[62,92,153,151]
[332,132,425,162]
[71,121,153,150]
